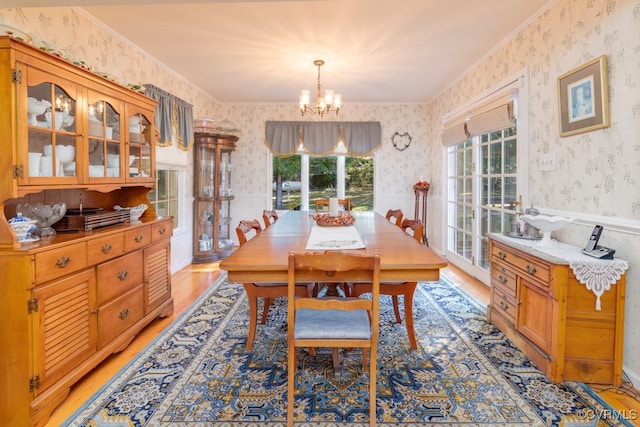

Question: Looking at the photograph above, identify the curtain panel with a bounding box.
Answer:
[145,84,194,150]
[265,121,381,157]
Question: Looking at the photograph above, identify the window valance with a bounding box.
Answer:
[265,121,381,157]
[145,84,194,150]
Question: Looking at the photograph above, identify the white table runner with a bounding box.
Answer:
[305,224,366,250]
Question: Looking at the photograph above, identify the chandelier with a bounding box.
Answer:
[299,59,342,117]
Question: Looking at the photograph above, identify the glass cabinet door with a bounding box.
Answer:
[23,67,78,183]
[127,111,153,182]
[218,198,233,251]
[198,144,215,198]
[219,149,232,197]
[195,200,215,253]
[87,92,122,181]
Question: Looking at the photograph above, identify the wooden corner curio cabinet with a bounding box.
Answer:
[192,132,237,263]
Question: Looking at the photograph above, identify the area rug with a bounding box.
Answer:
[63,273,632,426]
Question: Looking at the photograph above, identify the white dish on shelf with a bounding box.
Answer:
[56,144,75,163]
[18,236,40,244]
[106,153,120,168]
[94,71,117,82]
[126,84,146,94]
[89,165,104,177]
[0,24,32,43]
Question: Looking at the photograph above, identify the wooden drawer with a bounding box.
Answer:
[491,264,516,298]
[87,232,125,264]
[98,285,143,348]
[96,251,144,305]
[124,226,151,252]
[34,242,88,284]
[492,285,517,324]
[491,243,550,284]
[151,219,172,243]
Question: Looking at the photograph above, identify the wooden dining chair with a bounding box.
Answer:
[385,209,404,227]
[262,209,279,228]
[287,251,380,427]
[351,218,424,350]
[235,219,309,350]
[314,198,351,212]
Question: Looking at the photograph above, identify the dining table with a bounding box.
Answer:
[220,210,448,284]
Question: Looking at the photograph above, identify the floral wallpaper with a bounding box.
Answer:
[426,0,640,385]
[1,0,639,386]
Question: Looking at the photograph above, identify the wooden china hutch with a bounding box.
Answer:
[0,37,174,426]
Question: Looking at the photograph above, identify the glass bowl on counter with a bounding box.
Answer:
[16,202,67,237]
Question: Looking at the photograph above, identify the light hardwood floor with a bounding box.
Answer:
[45,262,639,426]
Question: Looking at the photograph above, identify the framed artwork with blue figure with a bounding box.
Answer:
[557,55,609,137]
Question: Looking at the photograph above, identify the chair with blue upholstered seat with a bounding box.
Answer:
[287,250,380,427]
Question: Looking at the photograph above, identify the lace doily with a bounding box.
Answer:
[568,260,627,310]
[496,235,628,310]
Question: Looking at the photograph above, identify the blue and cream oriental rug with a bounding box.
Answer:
[64,274,632,426]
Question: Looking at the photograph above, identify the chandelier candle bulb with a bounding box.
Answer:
[329,198,339,217]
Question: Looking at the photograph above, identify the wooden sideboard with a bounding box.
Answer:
[487,235,625,386]
[0,36,173,426]
[2,218,173,426]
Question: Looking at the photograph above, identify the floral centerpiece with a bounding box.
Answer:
[313,212,355,227]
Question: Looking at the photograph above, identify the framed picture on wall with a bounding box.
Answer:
[557,55,610,137]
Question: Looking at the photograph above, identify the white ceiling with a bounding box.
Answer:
[8,0,552,105]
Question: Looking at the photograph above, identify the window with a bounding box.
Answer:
[446,126,518,278]
[148,168,181,229]
[443,71,528,283]
[272,153,374,211]
[477,126,518,268]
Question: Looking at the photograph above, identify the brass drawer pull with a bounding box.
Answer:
[498,275,508,284]
[56,256,71,268]
[526,264,537,275]
[119,308,129,320]
[118,270,128,281]
[499,300,509,311]
[102,243,112,254]
[159,227,166,235]
[135,234,144,243]
[497,251,507,260]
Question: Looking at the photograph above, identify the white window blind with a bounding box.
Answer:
[441,81,519,147]
[441,116,470,147]
[465,92,515,136]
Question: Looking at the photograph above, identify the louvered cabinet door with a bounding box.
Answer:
[31,269,97,396]
[143,240,171,314]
